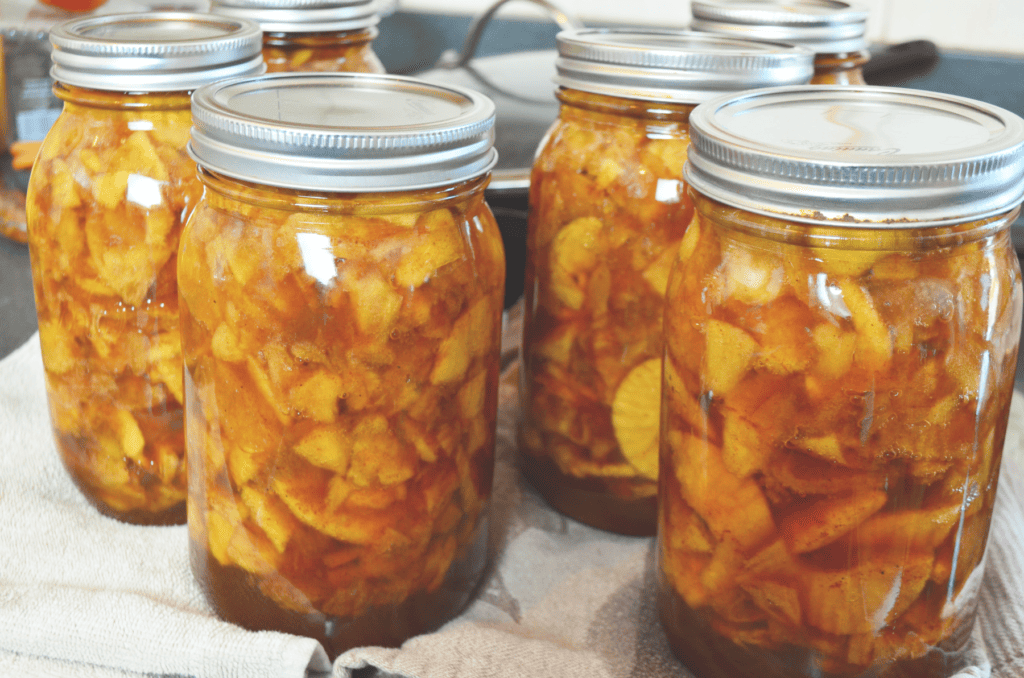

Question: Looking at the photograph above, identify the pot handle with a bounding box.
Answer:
[434,0,585,69]
[862,40,940,86]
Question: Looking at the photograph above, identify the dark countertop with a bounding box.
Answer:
[0,235,35,359]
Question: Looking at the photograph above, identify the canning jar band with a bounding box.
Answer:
[189,134,498,193]
[689,0,869,54]
[196,166,493,214]
[188,73,498,192]
[691,190,1021,249]
[216,12,379,33]
[208,0,381,33]
[48,13,265,93]
[685,87,1024,227]
[815,50,871,61]
[689,20,867,53]
[51,57,267,94]
[552,29,814,105]
[52,83,193,110]
[263,26,379,41]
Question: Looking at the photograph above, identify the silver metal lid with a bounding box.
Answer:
[208,0,380,33]
[49,13,265,93]
[684,86,1024,227]
[188,72,498,192]
[690,0,869,54]
[553,29,814,104]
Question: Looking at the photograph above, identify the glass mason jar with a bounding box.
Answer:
[520,29,812,536]
[1,24,62,245]
[180,73,504,657]
[690,0,871,85]
[659,86,1024,678]
[209,0,384,74]
[25,13,263,525]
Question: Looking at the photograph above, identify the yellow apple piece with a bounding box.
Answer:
[704,319,758,395]
[611,358,662,480]
[780,490,888,553]
[803,553,933,635]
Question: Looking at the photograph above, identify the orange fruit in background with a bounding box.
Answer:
[37,0,109,12]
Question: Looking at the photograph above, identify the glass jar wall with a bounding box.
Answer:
[522,89,696,535]
[262,28,383,73]
[210,0,384,73]
[181,72,504,657]
[181,171,504,656]
[29,86,195,523]
[661,197,1020,678]
[25,13,263,524]
[811,50,870,85]
[658,85,1024,678]
[520,29,813,536]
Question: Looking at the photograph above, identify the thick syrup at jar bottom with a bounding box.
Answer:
[519,451,656,536]
[56,433,186,526]
[79,496,185,526]
[657,582,977,678]
[192,524,489,658]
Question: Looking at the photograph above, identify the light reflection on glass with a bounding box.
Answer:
[297,232,338,286]
[126,173,164,209]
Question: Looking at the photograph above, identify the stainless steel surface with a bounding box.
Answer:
[423,0,581,195]
[417,49,558,195]
[49,13,264,92]
[685,85,1024,225]
[189,72,497,191]
[433,0,583,70]
[690,0,868,53]
[553,29,814,104]
[208,0,381,33]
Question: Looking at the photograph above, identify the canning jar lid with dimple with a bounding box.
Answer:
[208,0,380,33]
[684,85,1024,226]
[690,0,869,54]
[188,72,498,192]
[553,29,814,104]
[49,13,265,93]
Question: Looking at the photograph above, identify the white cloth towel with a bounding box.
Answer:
[0,325,1022,678]
[0,334,331,678]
